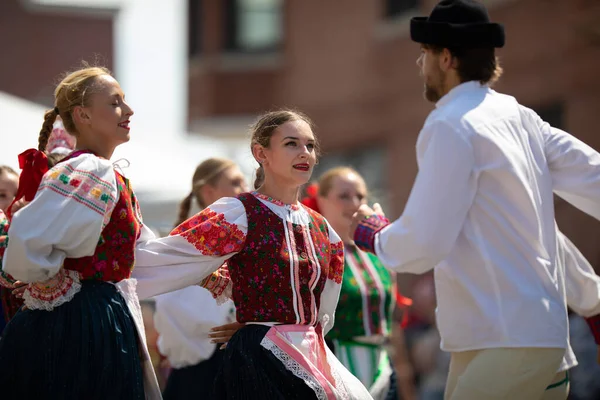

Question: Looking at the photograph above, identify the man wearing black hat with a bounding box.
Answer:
[350,1,600,399]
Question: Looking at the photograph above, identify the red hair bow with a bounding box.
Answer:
[6,149,48,219]
[300,182,320,213]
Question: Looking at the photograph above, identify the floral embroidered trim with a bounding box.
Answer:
[117,172,143,225]
[0,233,8,256]
[215,281,233,305]
[260,336,329,400]
[353,214,390,254]
[22,269,82,311]
[252,191,301,211]
[199,265,233,303]
[0,213,15,288]
[39,164,116,217]
[172,209,245,256]
[0,270,17,289]
[327,241,344,284]
[0,210,8,235]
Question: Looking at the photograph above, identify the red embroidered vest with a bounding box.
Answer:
[228,193,332,325]
[62,156,141,282]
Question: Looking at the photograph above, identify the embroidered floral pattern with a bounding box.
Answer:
[0,210,7,235]
[121,175,144,228]
[172,209,246,256]
[39,163,116,217]
[3,155,140,312]
[328,241,344,284]
[200,264,232,301]
[0,211,23,318]
[63,173,140,282]
[22,269,82,311]
[353,214,390,253]
[0,211,16,288]
[227,194,330,325]
[0,270,16,289]
[252,191,301,211]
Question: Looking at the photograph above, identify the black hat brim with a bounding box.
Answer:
[410,17,505,48]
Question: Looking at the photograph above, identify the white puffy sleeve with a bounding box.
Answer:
[1,154,118,310]
[558,230,600,317]
[317,221,344,335]
[366,120,477,274]
[133,197,247,300]
[154,286,233,368]
[2,153,118,283]
[526,105,600,220]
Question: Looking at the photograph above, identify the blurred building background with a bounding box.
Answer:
[185,0,600,274]
[2,0,600,276]
[2,0,600,398]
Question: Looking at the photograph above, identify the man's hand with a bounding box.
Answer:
[349,203,384,239]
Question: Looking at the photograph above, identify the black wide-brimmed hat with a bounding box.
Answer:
[410,0,505,48]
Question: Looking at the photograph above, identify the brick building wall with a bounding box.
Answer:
[0,0,113,106]
[189,0,600,269]
[1,0,599,270]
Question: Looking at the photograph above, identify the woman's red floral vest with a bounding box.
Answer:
[63,171,141,282]
[227,193,335,325]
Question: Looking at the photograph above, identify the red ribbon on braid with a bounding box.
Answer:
[300,182,320,213]
[5,149,48,219]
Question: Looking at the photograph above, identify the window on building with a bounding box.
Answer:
[189,0,202,56]
[532,102,568,211]
[534,102,564,130]
[311,146,389,212]
[224,0,283,53]
[384,0,419,19]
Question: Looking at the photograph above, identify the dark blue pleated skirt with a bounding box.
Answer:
[0,280,144,400]
[212,324,317,400]
[163,344,224,400]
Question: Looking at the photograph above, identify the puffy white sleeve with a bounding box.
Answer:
[371,120,477,274]
[318,221,344,335]
[558,230,600,317]
[528,106,600,220]
[2,153,118,283]
[154,286,233,368]
[133,197,247,300]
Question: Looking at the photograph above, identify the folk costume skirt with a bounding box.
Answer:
[213,324,318,399]
[163,343,225,400]
[0,280,145,399]
[213,324,373,400]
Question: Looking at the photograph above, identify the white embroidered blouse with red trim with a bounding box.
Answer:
[133,192,344,335]
[0,152,149,311]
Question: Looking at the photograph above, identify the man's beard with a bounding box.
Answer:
[423,68,445,103]
[424,83,442,103]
